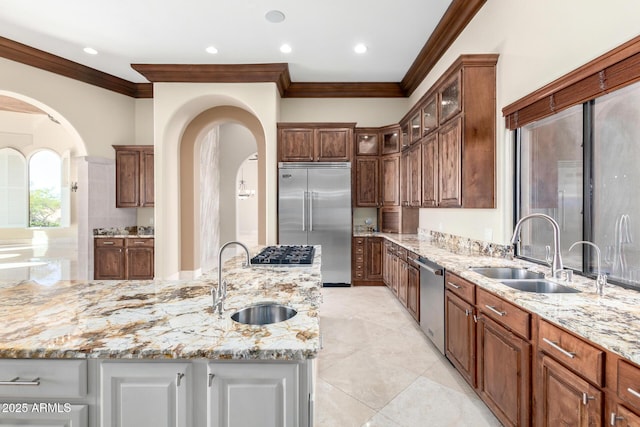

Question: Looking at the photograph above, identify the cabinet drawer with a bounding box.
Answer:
[395,247,407,261]
[95,238,124,247]
[0,359,87,398]
[353,238,365,246]
[355,253,364,263]
[477,288,530,339]
[537,319,604,386]
[125,238,154,247]
[445,273,475,304]
[618,360,640,412]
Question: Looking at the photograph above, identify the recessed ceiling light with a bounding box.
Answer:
[354,43,367,54]
[265,10,285,23]
[280,44,292,54]
[205,46,218,54]
[83,47,98,55]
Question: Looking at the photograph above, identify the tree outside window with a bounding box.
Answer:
[29,150,61,227]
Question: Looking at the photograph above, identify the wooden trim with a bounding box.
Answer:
[0,36,141,98]
[283,82,405,98]
[401,0,487,96]
[130,63,292,97]
[503,34,640,129]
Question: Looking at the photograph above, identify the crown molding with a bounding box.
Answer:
[283,82,405,98]
[401,0,487,95]
[131,63,292,97]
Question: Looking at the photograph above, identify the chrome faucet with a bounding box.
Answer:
[511,213,564,278]
[569,240,607,296]
[212,241,251,315]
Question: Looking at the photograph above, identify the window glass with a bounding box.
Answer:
[519,105,583,268]
[593,83,640,286]
[0,148,28,227]
[28,150,62,227]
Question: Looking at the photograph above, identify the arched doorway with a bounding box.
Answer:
[178,106,266,277]
[0,92,87,282]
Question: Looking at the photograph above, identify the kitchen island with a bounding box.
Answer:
[0,246,322,427]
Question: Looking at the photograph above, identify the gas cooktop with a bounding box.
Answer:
[250,245,315,265]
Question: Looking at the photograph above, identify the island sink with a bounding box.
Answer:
[470,267,545,280]
[500,279,580,294]
[231,303,298,325]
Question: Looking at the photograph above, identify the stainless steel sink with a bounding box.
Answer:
[230,303,297,325]
[470,267,545,280]
[500,279,580,294]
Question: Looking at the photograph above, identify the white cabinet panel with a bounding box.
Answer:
[0,404,87,427]
[207,362,299,427]
[0,360,87,398]
[101,362,191,427]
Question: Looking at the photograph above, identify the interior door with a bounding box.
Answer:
[307,166,351,284]
[278,167,308,245]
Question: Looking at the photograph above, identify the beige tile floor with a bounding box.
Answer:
[316,286,502,427]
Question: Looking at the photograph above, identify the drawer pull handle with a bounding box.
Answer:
[611,412,625,425]
[134,241,146,244]
[176,372,185,387]
[582,392,596,405]
[0,377,40,386]
[103,241,115,245]
[627,387,640,399]
[208,373,215,387]
[448,283,461,289]
[542,338,576,359]
[485,305,506,317]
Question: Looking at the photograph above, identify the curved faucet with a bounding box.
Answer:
[212,241,251,315]
[511,213,563,277]
[569,240,607,296]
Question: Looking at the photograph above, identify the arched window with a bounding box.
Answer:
[0,148,28,227]
[28,150,62,227]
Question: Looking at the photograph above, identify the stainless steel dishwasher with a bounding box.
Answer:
[415,257,445,354]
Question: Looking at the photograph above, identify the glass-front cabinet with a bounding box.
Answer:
[422,95,438,135]
[439,71,461,124]
[355,131,379,156]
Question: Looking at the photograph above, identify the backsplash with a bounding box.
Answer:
[419,228,513,259]
[93,226,154,236]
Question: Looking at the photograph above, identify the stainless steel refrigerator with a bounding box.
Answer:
[278,162,351,285]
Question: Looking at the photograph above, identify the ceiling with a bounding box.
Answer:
[0,0,454,85]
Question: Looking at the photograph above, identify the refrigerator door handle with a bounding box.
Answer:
[302,191,307,231]
[309,191,314,231]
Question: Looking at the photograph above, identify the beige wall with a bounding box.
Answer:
[411,0,640,244]
[280,98,408,126]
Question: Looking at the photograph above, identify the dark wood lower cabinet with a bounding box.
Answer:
[406,260,419,322]
[477,315,531,427]
[94,237,154,280]
[445,290,476,387]
[538,355,603,427]
[352,237,383,285]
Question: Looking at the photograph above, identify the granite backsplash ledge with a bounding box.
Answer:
[93,226,154,236]
[418,228,514,259]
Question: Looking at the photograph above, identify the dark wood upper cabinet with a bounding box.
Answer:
[410,112,421,144]
[354,157,379,207]
[381,154,400,206]
[114,145,154,208]
[439,71,462,124]
[421,132,438,207]
[277,123,355,162]
[438,117,462,207]
[381,126,401,154]
[355,130,379,156]
[422,95,438,136]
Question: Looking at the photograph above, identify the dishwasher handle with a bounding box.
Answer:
[414,259,444,276]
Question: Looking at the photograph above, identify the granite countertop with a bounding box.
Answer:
[0,247,322,361]
[94,235,155,238]
[357,232,640,365]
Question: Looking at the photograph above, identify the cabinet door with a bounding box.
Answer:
[438,116,462,207]
[397,258,408,306]
[126,247,154,280]
[208,362,299,427]
[422,95,438,136]
[422,133,438,207]
[390,254,399,295]
[315,128,351,162]
[279,128,314,162]
[355,132,379,156]
[477,315,531,427]
[409,144,422,206]
[381,154,400,206]
[365,237,383,280]
[383,243,393,287]
[400,150,410,207]
[355,157,379,207]
[445,290,476,387]
[538,355,602,427]
[381,128,400,154]
[94,246,125,280]
[101,362,191,427]
[610,403,640,426]
[115,149,141,207]
[406,263,419,321]
[141,148,154,207]
[439,71,461,124]
[0,404,88,427]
